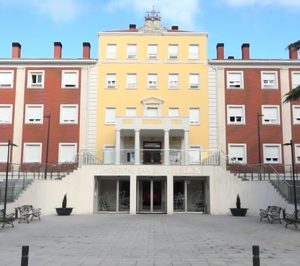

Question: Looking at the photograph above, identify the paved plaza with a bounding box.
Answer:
[0,214,299,266]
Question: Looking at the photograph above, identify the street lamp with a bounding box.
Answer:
[3,140,17,219]
[283,139,298,219]
[257,113,264,179]
[44,114,51,180]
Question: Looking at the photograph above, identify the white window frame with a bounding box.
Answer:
[58,143,77,163]
[292,71,300,89]
[292,105,300,124]
[106,74,116,89]
[61,70,79,89]
[148,74,158,89]
[106,44,117,59]
[168,108,179,117]
[262,105,280,125]
[145,105,160,117]
[105,107,116,124]
[189,44,199,59]
[23,143,42,163]
[0,71,14,88]
[261,71,278,89]
[126,108,136,117]
[228,144,247,164]
[189,74,199,89]
[263,144,282,164]
[168,44,178,60]
[148,44,158,59]
[127,44,137,59]
[227,71,244,89]
[189,108,200,125]
[60,104,78,124]
[0,143,9,162]
[227,105,245,124]
[189,145,201,164]
[25,104,43,124]
[295,144,300,163]
[168,74,179,89]
[0,104,13,124]
[27,70,45,88]
[126,73,137,89]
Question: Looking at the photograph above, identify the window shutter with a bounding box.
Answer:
[63,72,77,87]
[24,144,41,163]
[59,144,77,163]
[292,73,300,88]
[189,45,199,59]
[62,106,77,123]
[189,108,199,124]
[105,108,116,123]
[0,72,13,87]
[0,106,12,123]
[148,45,157,58]
[189,74,199,88]
[0,144,8,162]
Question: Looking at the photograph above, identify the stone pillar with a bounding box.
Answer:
[130,175,137,214]
[184,130,189,165]
[135,130,140,165]
[167,175,174,214]
[164,130,169,165]
[115,130,120,165]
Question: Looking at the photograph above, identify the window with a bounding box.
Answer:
[189,146,200,164]
[295,144,300,163]
[60,105,78,124]
[28,71,44,88]
[263,144,281,164]
[189,108,200,125]
[262,105,280,125]
[168,74,179,89]
[148,44,157,59]
[292,72,300,88]
[148,74,158,89]
[189,44,199,59]
[145,106,159,117]
[23,143,42,163]
[293,105,300,124]
[62,70,78,88]
[0,143,8,162]
[228,144,247,163]
[126,108,136,117]
[189,74,199,89]
[106,74,116,89]
[227,105,245,124]
[168,44,178,59]
[168,108,179,117]
[227,71,243,89]
[261,72,278,89]
[105,108,116,124]
[58,143,77,163]
[127,44,136,59]
[25,104,43,124]
[0,71,13,88]
[103,145,115,164]
[106,44,117,59]
[0,104,13,124]
[126,74,136,89]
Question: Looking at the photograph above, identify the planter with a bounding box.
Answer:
[55,208,73,216]
[230,208,248,216]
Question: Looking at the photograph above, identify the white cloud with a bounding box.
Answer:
[106,0,200,29]
[221,0,300,8]
[0,0,84,22]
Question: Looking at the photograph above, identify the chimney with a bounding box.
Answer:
[54,42,62,59]
[289,46,298,60]
[171,26,179,30]
[216,43,224,60]
[82,42,91,59]
[129,24,136,30]
[12,42,21,58]
[242,43,250,60]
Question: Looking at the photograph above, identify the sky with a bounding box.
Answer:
[0,0,299,60]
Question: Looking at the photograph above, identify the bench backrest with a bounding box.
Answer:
[269,206,281,214]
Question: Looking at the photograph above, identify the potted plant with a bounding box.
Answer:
[55,194,73,216]
[230,194,248,216]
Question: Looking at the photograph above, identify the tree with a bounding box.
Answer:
[283,41,300,103]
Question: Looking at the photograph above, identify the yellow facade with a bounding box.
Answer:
[96,20,209,159]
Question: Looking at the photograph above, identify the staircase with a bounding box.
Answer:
[0,179,33,203]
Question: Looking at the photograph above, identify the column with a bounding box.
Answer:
[115,130,120,165]
[184,130,189,165]
[164,130,169,165]
[135,130,140,165]
[167,175,174,214]
[129,175,137,214]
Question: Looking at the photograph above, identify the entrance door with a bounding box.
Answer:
[143,141,161,164]
[138,178,166,213]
